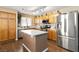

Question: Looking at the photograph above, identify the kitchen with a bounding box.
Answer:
[0,6,79,52]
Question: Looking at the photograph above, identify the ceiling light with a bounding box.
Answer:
[22,8,24,11]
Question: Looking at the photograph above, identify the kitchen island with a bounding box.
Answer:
[21,30,48,52]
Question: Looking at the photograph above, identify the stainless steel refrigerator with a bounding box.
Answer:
[57,11,79,51]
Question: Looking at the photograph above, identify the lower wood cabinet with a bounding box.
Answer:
[48,29,52,40]
[48,29,57,41]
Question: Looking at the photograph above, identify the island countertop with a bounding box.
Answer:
[21,29,47,36]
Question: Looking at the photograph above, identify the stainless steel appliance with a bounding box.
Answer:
[57,11,79,51]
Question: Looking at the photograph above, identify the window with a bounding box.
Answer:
[21,17,27,27]
[26,18,32,26]
[20,17,32,27]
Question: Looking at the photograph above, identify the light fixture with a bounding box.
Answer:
[22,8,24,10]
[57,10,61,14]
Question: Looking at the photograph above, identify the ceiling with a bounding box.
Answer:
[3,6,66,15]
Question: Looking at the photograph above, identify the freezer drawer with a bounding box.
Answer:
[68,38,76,51]
[57,36,68,49]
[57,36,77,51]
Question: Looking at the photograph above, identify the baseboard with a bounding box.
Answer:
[0,39,16,45]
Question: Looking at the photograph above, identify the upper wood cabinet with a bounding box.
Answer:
[32,13,57,24]
[49,15,57,24]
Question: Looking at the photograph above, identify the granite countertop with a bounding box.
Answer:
[21,30,47,36]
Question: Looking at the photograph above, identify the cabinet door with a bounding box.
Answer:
[8,13,16,40]
[49,16,53,24]
[0,12,8,41]
[48,30,52,40]
[0,19,2,40]
[1,19,8,41]
[32,19,35,26]
[52,30,57,41]
[49,15,57,24]
[9,19,16,40]
[48,30,57,41]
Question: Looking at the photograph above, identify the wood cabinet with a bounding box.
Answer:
[48,29,57,41]
[0,11,16,41]
[1,19,8,40]
[0,12,8,41]
[52,30,57,41]
[0,19,1,40]
[8,13,16,40]
[49,15,57,24]
[48,29,52,40]
[32,18,35,26]
[32,19,42,26]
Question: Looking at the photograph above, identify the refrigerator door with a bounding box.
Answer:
[66,12,76,38]
[67,11,78,52]
[57,14,66,36]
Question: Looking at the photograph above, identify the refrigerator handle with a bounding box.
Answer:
[57,23,59,29]
[64,18,66,34]
[57,23,61,30]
